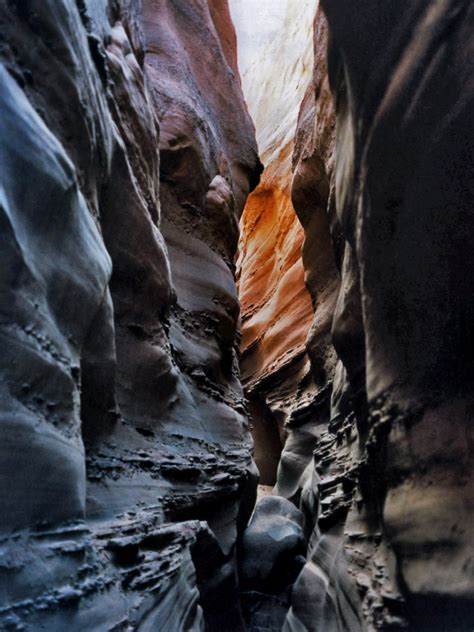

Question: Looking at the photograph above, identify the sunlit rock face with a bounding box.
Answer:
[0,1,259,629]
[286,2,474,631]
[234,0,319,487]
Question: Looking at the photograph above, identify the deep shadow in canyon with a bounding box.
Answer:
[0,1,473,631]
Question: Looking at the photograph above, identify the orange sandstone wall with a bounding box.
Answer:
[238,171,313,395]
[238,182,313,484]
[236,1,318,484]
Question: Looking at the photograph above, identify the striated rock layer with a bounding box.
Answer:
[283,3,474,632]
[0,1,260,630]
[235,0,321,489]
[237,1,474,631]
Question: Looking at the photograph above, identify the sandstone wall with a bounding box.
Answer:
[0,1,260,630]
[236,2,474,630]
[2,1,473,629]
[285,2,474,631]
[236,0,319,488]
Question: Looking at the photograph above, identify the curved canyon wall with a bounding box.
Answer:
[307,1,474,630]
[1,1,473,630]
[236,2,474,631]
[0,1,260,630]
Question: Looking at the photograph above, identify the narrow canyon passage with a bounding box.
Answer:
[233,0,318,492]
[231,3,341,627]
[0,1,473,632]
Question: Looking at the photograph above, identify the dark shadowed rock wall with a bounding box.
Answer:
[0,1,260,630]
[284,2,474,631]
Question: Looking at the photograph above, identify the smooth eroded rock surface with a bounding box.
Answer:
[0,1,260,629]
[1,1,474,630]
[284,2,474,631]
[236,2,474,631]
[240,496,305,591]
[235,0,320,492]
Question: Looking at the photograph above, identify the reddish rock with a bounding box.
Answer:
[236,0,318,488]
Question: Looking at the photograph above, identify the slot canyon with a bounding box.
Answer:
[0,0,473,630]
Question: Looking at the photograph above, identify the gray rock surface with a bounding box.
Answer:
[240,496,306,591]
[235,2,474,631]
[283,2,474,631]
[2,0,474,630]
[239,496,306,632]
[0,0,260,629]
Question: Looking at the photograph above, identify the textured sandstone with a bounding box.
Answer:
[236,0,319,489]
[285,2,474,631]
[325,2,474,628]
[236,1,474,630]
[1,0,474,630]
[0,1,260,629]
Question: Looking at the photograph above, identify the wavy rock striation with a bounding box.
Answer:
[237,2,474,631]
[303,2,474,630]
[2,0,473,630]
[236,0,319,490]
[284,3,474,632]
[0,1,260,630]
